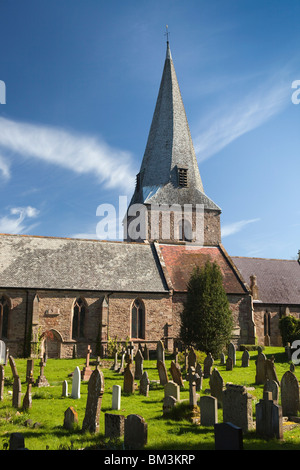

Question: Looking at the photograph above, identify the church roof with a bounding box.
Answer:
[156,243,248,294]
[129,42,220,212]
[0,234,168,293]
[231,256,300,305]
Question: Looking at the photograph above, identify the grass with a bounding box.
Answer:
[1,347,300,450]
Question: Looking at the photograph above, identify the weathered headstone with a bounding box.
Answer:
[209,368,224,408]
[200,395,218,426]
[157,360,169,385]
[214,422,243,450]
[265,357,279,384]
[110,349,119,372]
[163,395,177,416]
[188,347,197,369]
[0,365,4,401]
[203,353,214,378]
[228,342,236,366]
[123,361,135,394]
[0,340,6,365]
[187,366,200,424]
[9,355,18,378]
[263,380,279,404]
[71,366,81,399]
[156,340,165,365]
[241,349,250,367]
[112,384,121,410]
[9,432,26,450]
[105,413,125,439]
[223,384,253,432]
[12,375,21,408]
[195,363,203,391]
[26,359,34,383]
[62,380,68,397]
[82,367,105,433]
[139,371,150,397]
[81,344,93,380]
[281,370,300,417]
[124,414,148,450]
[256,391,283,440]
[23,373,34,410]
[63,406,78,430]
[134,349,144,380]
[226,356,233,371]
[164,381,180,401]
[118,350,125,374]
[220,352,225,366]
[255,352,267,385]
[170,361,184,387]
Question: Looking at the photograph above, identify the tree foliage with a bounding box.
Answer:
[180,260,233,357]
[279,315,300,346]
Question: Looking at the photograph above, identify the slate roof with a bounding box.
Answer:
[0,234,168,293]
[232,256,300,305]
[157,243,248,294]
[129,42,220,212]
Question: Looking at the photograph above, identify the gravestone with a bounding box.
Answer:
[26,359,34,383]
[226,356,233,371]
[9,355,18,378]
[256,391,283,440]
[111,349,119,372]
[209,368,224,408]
[156,340,165,365]
[228,342,236,366]
[81,344,93,380]
[220,352,225,366]
[140,371,150,397]
[157,360,169,385]
[223,384,253,432]
[188,347,197,368]
[255,352,267,385]
[195,363,203,391]
[214,422,243,450]
[164,381,180,401]
[187,366,200,424]
[163,395,177,416]
[124,414,148,450]
[134,349,144,380]
[63,406,78,430]
[62,380,68,397]
[105,413,125,439]
[170,361,184,387]
[112,384,121,410]
[241,349,250,367]
[34,358,49,387]
[9,433,26,450]
[281,370,300,417]
[200,395,218,426]
[265,357,279,384]
[264,380,279,404]
[0,340,6,365]
[118,350,125,374]
[0,365,4,401]
[203,353,214,378]
[12,375,21,408]
[123,361,135,394]
[71,366,81,399]
[82,367,105,433]
[23,373,34,410]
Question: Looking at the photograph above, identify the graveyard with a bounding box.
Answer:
[1,344,300,450]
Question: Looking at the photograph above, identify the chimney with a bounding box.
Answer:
[249,274,259,300]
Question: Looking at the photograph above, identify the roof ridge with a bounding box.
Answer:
[232,255,298,262]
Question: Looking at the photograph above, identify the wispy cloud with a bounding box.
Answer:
[0,117,137,193]
[222,218,260,238]
[0,154,10,179]
[0,206,40,234]
[193,75,290,161]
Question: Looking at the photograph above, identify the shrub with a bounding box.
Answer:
[279,315,300,345]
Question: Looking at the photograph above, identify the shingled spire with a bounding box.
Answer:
[126,40,221,245]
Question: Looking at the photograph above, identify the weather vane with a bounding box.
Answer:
[165,25,170,42]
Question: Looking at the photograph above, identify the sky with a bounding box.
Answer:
[0,0,299,260]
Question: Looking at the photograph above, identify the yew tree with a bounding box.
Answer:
[180,260,233,357]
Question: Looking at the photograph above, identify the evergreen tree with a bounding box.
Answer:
[180,260,233,357]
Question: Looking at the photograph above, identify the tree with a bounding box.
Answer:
[180,260,233,357]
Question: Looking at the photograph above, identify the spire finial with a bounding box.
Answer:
[165,25,170,43]
[165,25,172,60]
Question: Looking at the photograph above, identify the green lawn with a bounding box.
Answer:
[1,347,300,450]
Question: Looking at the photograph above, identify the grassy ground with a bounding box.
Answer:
[1,347,300,450]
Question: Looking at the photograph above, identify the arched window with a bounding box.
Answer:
[0,295,10,338]
[72,298,86,339]
[131,299,145,339]
[264,311,271,336]
[178,219,193,242]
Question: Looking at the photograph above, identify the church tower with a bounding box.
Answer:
[125,40,221,245]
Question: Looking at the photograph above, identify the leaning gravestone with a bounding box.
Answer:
[265,357,279,385]
[157,360,169,385]
[124,414,148,450]
[281,370,300,417]
[82,367,105,433]
[170,361,184,387]
[71,366,81,399]
[156,340,165,365]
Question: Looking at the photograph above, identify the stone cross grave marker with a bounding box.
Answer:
[35,357,49,387]
[71,366,81,399]
[82,367,105,433]
[82,344,93,381]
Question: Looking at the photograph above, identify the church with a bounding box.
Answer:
[0,41,299,358]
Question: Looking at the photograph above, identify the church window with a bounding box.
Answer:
[131,299,145,339]
[178,219,193,242]
[72,298,86,339]
[178,168,188,187]
[0,295,10,338]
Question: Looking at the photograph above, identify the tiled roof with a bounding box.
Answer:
[232,256,300,304]
[0,234,168,293]
[157,243,247,294]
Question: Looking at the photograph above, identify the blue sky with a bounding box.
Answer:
[0,0,299,260]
